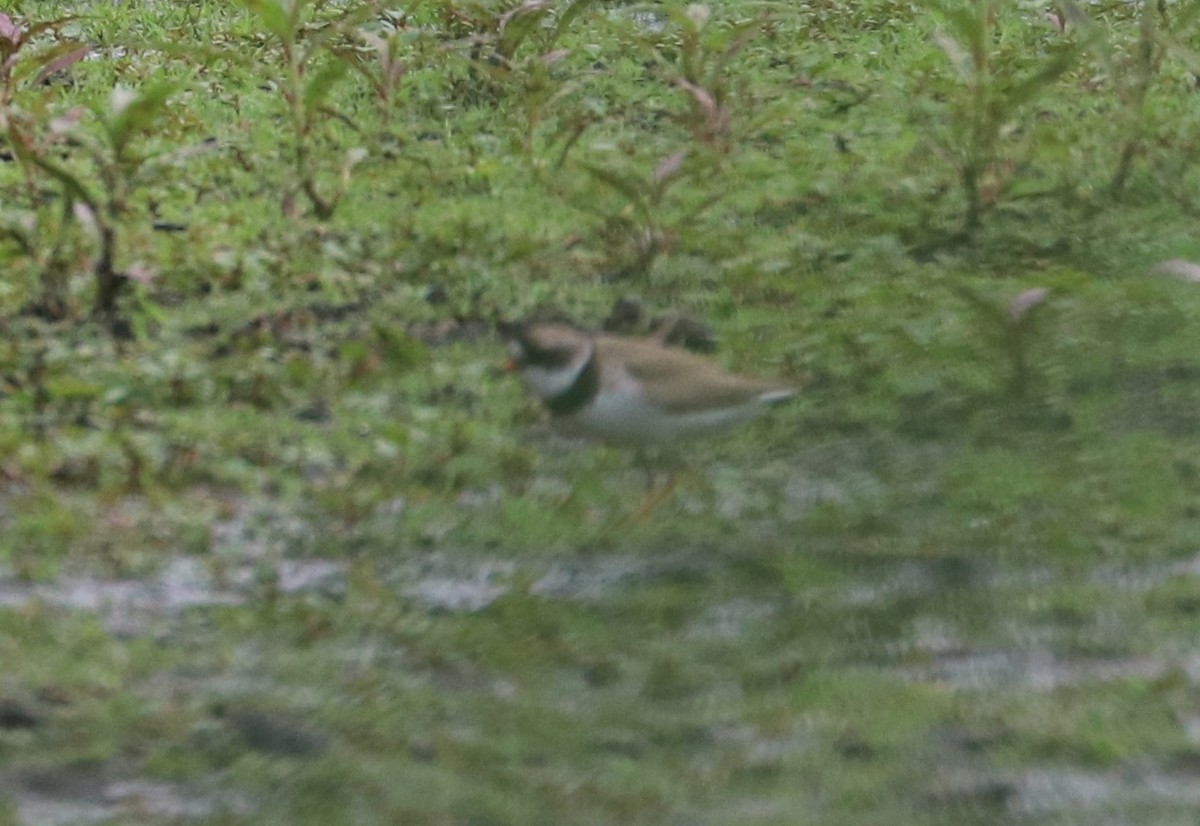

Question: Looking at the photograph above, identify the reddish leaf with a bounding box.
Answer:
[676,78,717,119]
[126,263,158,285]
[540,48,569,67]
[35,44,90,84]
[1009,288,1049,322]
[0,14,20,46]
[654,150,686,184]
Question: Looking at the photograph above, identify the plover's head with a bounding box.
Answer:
[502,321,595,402]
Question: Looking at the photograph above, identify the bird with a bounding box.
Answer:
[502,319,795,515]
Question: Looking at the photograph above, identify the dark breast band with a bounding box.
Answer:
[544,347,599,417]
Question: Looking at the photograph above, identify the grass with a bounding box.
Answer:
[2,0,1200,823]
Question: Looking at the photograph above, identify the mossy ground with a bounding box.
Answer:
[2,1,1200,823]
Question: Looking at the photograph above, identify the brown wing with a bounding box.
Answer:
[596,335,791,414]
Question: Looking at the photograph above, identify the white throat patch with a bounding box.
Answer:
[519,339,595,402]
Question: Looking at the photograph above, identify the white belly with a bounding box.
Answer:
[558,387,758,445]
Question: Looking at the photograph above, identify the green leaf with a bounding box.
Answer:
[303,60,348,111]
[948,282,1006,331]
[1165,0,1200,30]
[104,82,176,153]
[933,29,973,83]
[664,3,708,37]
[498,2,552,60]
[45,377,104,400]
[713,16,764,75]
[1160,33,1200,75]
[372,324,427,373]
[238,0,295,43]
[21,14,82,42]
[551,0,598,45]
[939,5,984,45]
[1003,48,1075,109]
[32,155,99,212]
[577,161,651,219]
[301,3,375,57]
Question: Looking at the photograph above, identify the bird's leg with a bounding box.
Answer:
[631,474,679,522]
[637,448,656,492]
[630,448,680,522]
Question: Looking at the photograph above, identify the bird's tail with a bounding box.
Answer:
[760,388,797,405]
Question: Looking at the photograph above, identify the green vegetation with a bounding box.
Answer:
[2,0,1200,823]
